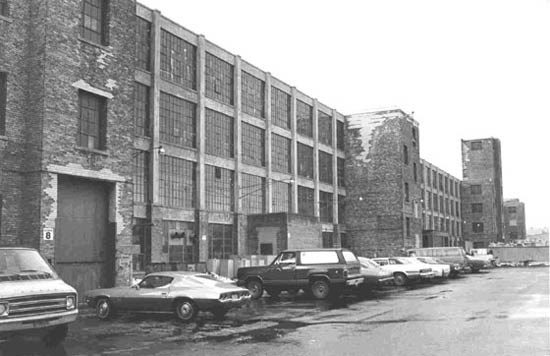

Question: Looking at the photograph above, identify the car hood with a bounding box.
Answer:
[361,267,393,278]
[237,266,268,278]
[379,265,420,273]
[0,278,76,299]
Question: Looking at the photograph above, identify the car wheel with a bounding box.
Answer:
[96,297,113,320]
[393,273,408,286]
[42,323,68,347]
[175,299,198,322]
[310,280,330,300]
[212,308,228,320]
[265,288,281,298]
[246,279,264,299]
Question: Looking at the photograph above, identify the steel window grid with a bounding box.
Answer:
[159,92,196,148]
[205,52,233,105]
[159,156,196,208]
[296,100,313,138]
[318,151,333,184]
[242,122,265,167]
[272,181,291,213]
[271,133,291,173]
[241,174,265,214]
[319,191,333,223]
[337,158,345,187]
[297,186,314,217]
[241,71,265,119]
[133,150,149,203]
[205,165,234,212]
[81,0,105,44]
[271,87,290,129]
[208,223,234,259]
[0,0,8,16]
[318,111,332,146]
[338,195,345,223]
[205,109,234,158]
[297,143,313,179]
[160,30,196,89]
[134,83,150,137]
[136,17,151,71]
[336,121,345,150]
[78,91,106,149]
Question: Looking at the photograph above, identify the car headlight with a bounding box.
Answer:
[66,296,76,310]
[0,302,9,317]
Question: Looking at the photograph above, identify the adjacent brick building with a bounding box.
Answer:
[503,199,526,241]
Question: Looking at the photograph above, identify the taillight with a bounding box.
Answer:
[343,268,348,278]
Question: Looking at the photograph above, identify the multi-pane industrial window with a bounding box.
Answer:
[456,201,460,217]
[136,17,151,71]
[450,201,455,215]
[272,181,291,213]
[426,168,431,186]
[271,133,291,174]
[78,90,106,150]
[0,0,8,17]
[159,92,196,148]
[159,156,196,208]
[319,191,333,223]
[133,150,149,204]
[241,174,265,214]
[427,192,432,209]
[81,0,107,45]
[336,120,344,150]
[242,123,265,167]
[338,195,345,223]
[470,184,482,195]
[163,220,196,263]
[440,196,444,214]
[296,100,313,137]
[413,163,418,182]
[318,111,332,146]
[472,203,483,213]
[132,218,149,271]
[206,165,234,212]
[450,180,454,196]
[318,151,333,184]
[0,72,6,135]
[297,186,314,217]
[438,173,444,191]
[472,222,484,233]
[337,158,345,187]
[471,141,482,150]
[508,206,517,214]
[271,87,290,128]
[432,171,437,188]
[205,109,234,158]
[444,177,449,193]
[241,71,265,119]
[160,30,196,89]
[297,143,314,179]
[455,182,459,197]
[403,145,409,165]
[208,223,234,259]
[406,217,411,237]
[433,194,438,212]
[404,182,409,202]
[134,83,150,137]
[205,53,233,105]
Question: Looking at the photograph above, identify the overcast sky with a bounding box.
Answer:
[139,0,549,229]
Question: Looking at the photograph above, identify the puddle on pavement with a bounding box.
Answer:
[194,320,309,344]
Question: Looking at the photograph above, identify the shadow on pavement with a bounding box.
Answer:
[0,338,67,356]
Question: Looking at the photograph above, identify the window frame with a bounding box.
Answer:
[78,90,107,150]
[81,0,108,45]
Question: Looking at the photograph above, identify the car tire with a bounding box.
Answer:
[310,280,330,300]
[246,279,264,299]
[96,297,114,320]
[393,273,408,286]
[42,323,68,347]
[212,308,228,320]
[175,299,198,322]
[265,288,281,298]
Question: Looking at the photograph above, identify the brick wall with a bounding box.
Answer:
[287,214,322,250]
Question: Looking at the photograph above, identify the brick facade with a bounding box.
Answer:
[503,199,526,240]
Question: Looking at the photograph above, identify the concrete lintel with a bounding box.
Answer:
[71,80,113,99]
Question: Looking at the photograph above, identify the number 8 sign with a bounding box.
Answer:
[43,228,54,241]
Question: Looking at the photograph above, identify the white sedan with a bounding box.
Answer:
[406,257,451,279]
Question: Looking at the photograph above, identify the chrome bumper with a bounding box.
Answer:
[0,309,78,333]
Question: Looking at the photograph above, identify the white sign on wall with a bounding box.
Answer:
[43,228,54,241]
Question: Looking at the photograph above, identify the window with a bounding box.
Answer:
[271,87,290,129]
[406,217,411,237]
[81,0,107,45]
[427,192,432,209]
[241,122,265,167]
[412,127,417,140]
[0,72,6,135]
[322,232,333,248]
[472,222,484,233]
[159,92,196,148]
[205,53,233,105]
[450,180,454,196]
[206,165,234,212]
[160,30,196,89]
[0,0,8,16]
[272,181,291,213]
[297,186,314,216]
[426,167,431,186]
[404,182,409,202]
[337,158,345,187]
[159,156,196,208]
[438,173,444,191]
[134,83,150,136]
[139,275,173,289]
[163,220,197,263]
[471,141,482,150]
[444,177,449,193]
[338,195,345,223]
[0,194,3,237]
[136,17,151,71]
[208,223,234,259]
[433,194,438,212]
[271,133,291,173]
[413,162,417,182]
[471,203,483,214]
[300,251,339,264]
[78,90,106,150]
[456,201,460,217]
[296,100,313,137]
[205,109,234,158]
[470,185,482,195]
[455,182,460,197]
[421,190,425,208]
[241,71,265,118]
[432,171,437,188]
[318,110,332,146]
[440,196,444,214]
[318,151,333,184]
[336,120,345,150]
[507,206,517,214]
[133,150,149,203]
[132,218,149,271]
[403,145,409,165]
[319,191,333,223]
[241,174,265,214]
[297,143,314,179]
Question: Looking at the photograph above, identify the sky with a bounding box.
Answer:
[139,0,549,229]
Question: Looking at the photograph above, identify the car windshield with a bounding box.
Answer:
[393,258,410,264]
[0,249,56,281]
[359,257,381,268]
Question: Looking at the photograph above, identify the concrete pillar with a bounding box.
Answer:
[197,34,207,261]
[265,73,273,213]
[312,99,319,218]
[290,87,298,214]
[150,10,161,206]
[332,109,340,246]
[234,56,245,255]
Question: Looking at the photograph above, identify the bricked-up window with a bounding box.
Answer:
[205,53,233,105]
[81,0,108,45]
[271,133,291,174]
[163,220,196,263]
[404,182,409,202]
[297,143,314,179]
[241,174,265,214]
[471,141,483,150]
[470,184,482,195]
[272,181,291,213]
[0,0,8,17]
[160,30,196,89]
[205,109,233,158]
[133,150,149,203]
[271,87,290,128]
[0,72,6,135]
[134,83,150,137]
[297,186,314,217]
[337,158,345,187]
[338,195,345,223]
[472,222,484,233]
[406,217,411,237]
[159,92,196,148]
[208,223,234,259]
[472,203,483,213]
[319,191,333,223]
[296,100,313,137]
[159,156,196,208]
[242,122,265,167]
[403,145,409,165]
[319,151,333,184]
[78,90,106,150]
[241,71,265,118]
[318,111,332,146]
[136,17,151,71]
[413,162,417,182]
[206,165,234,211]
[336,120,344,150]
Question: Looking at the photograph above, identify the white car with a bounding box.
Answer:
[409,257,451,279]
[372,257,434,286]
